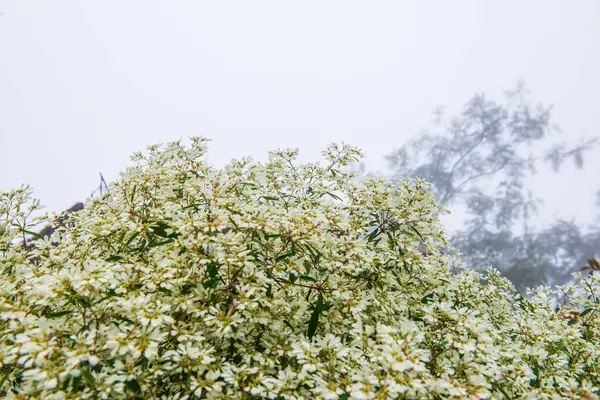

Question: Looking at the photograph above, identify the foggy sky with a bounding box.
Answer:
[1,1,599,231]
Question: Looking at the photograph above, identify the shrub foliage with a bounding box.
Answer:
[1,138,599,399]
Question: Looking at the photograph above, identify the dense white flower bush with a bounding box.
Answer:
[1,137,599,399]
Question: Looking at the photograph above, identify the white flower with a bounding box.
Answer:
[1,138,598,399]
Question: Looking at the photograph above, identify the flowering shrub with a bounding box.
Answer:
[0,138,599,399]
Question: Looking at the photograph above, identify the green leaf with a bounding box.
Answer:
[326,192,342,201]
[158,287,172,295]
[530,363,540,386]
[315,264,328,274]
[75,296,92,308]
[307,293,324,340]
[228,216,240,230]
[232,266,244,280]
[304,243,317,258]
[48,310,73,318]
[130,185,137,203]
[263,232,282,240]
[276,251,296,263]
[131,239,149,253]
[491,380,512,399]
[266,283,272,298]
[580,308,593,318]
[23,229,43,239]
[421,293,435,304]
[366,228,380,243]
[126,231,141,245]
[91,362,103,373]
[182,202,206,210]
[71,374,82,392]
[61,374,72,391]
[301,260,311,274]
[80,367,95,390]
[126,379,141,393]
[105,254,124,262]
[516,296,535,313]
[314,251,323,266]
[180,284,195,295]
[262,196,279,201]
[203,278,221,290]
[148,238,174,248]
[299,275,317,282]
[149,221,179,239]
[288,272,298,283]
[207,261,219,280]
[406,223,425,242]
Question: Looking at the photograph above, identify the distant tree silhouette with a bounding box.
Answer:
[385,82,599,293]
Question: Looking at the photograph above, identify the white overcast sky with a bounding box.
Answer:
[1,1,599,231]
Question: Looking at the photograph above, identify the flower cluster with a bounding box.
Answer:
[0,138,598,399]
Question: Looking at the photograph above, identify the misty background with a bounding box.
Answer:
[1,1,599,292]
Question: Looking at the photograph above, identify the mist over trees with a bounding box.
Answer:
[384,82,600,293]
